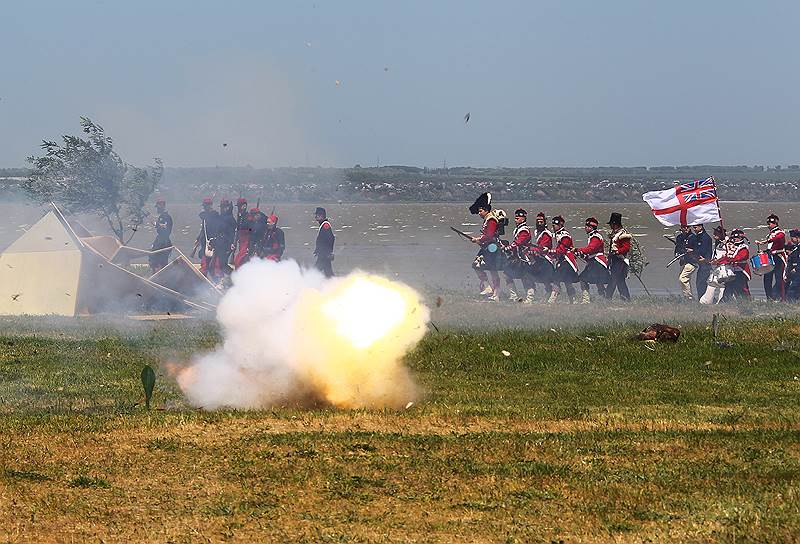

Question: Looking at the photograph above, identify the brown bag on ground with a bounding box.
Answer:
[636,323,681,342]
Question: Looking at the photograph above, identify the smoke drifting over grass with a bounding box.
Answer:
[178,259,429,410]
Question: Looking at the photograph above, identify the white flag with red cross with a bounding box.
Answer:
[642,177,721,227]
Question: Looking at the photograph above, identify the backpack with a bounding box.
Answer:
[494,209,509,236]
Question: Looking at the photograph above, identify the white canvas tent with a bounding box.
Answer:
[0,205,219,316]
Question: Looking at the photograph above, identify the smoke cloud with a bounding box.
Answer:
[178,259,429,410]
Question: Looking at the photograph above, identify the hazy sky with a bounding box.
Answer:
[2,1,799,168]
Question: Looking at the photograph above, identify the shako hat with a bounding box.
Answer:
[315,207,327,217]
[514,208,527,218]
[585,217,599,228]
[607,212,623,226]
[469,192,492,215]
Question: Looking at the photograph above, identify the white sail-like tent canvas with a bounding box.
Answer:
[0,204,219,316]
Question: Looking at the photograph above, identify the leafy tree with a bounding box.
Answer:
[24,117,163,244]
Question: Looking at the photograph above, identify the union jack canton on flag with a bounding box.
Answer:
[642,177,721,227]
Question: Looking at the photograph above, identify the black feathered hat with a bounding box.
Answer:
[469,192,492,215]
[514,208,527,218]
[767,213,779,223]
[552,215,565,226]
[607,212,623,226]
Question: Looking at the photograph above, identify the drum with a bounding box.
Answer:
[708,264,737,287]
[750,252,774,275]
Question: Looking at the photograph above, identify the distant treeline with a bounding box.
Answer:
[2,165,800,202]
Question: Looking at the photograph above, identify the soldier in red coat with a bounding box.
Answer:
[605,212,631,301]
[469,192,502,301]
[575,217,610,303]
[718,228,751,301]
[756,213,787,301]
[529,212,554,301]
[548,216,579,304]
[502,209,535,303]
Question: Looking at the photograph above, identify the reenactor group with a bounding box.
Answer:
[467,192,637,304]
[147,198,335,284]
[672,214,800,303]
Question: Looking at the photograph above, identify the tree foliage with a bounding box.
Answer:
[25,117,163,243]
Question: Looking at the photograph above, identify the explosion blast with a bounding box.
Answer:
[178,259,430,410]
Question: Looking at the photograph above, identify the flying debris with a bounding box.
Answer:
[222,143,228,148]
[335,80,341,86]
[464,112,470,124]
[305,41,312,48]
[384,67,389,72]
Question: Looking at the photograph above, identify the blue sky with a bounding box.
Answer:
[2,1,798,168]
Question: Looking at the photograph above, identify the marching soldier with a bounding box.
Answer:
[262,214,286,261]
[605,212,631,301]
[675,225,694,300]
[314,207,335,277]
[700,226,728,305]
[468,193,503,301]
[756,214,787,301]
[502,209,535,304]
[686,224,713,302]
[785,229,800,302]
[148,197,172,273]
[575,217,610,303]
[718,228,751,301]
[549,215,579,304]
[529,212,554,302]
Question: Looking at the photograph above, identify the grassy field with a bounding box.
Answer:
[0,317,799,542]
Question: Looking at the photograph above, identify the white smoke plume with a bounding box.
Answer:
[178,259,430,410]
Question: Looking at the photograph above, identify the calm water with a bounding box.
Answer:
[1,201,796,297]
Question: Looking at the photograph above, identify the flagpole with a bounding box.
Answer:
[711,176,724,229]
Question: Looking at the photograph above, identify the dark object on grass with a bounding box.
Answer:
[141,365,156,409]
[637,323,680,342]
[715,341,736,349]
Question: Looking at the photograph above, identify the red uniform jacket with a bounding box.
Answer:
[766,227,787,265]
[577,231,609,268]
[476,216,498,246]
[553,228,578,272]
[719,242,751,279]
[506,223,531,249]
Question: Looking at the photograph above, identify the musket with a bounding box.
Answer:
[450,226,473,241]
[663,234,676,245]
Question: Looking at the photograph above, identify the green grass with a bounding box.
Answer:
[0,317,798,542]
